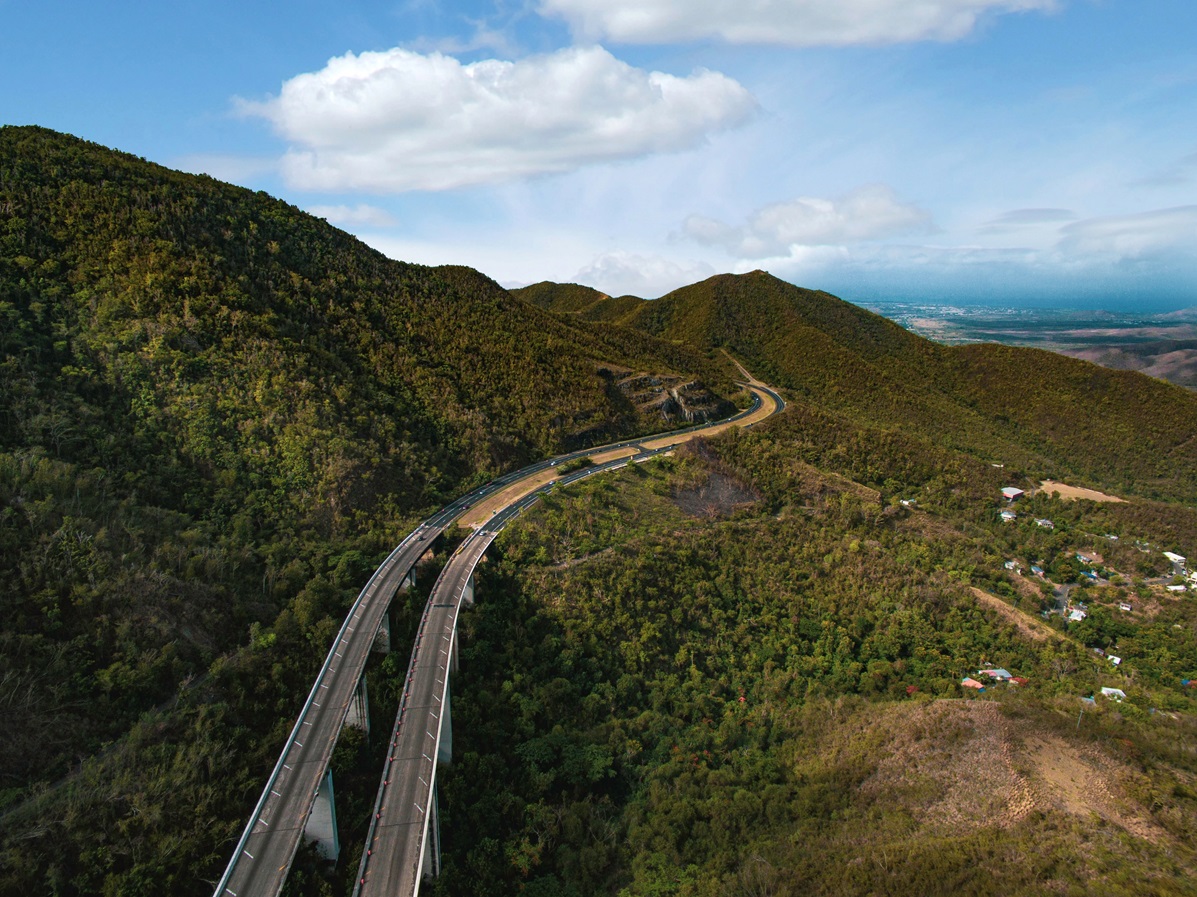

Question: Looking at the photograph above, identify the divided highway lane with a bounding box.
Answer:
[214,378,784,897]
[214,525,446,897]
[353,451,667,897]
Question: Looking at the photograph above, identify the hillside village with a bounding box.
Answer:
[961,480,1197,706]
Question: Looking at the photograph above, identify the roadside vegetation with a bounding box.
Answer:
[436,424,1197,896]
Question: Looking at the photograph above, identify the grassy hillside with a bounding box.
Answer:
[512,280,611,314]
[567,270,1197,503]
[436,431,1197,896]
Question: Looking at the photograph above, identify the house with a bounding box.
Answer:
[1093,647,1105,657]
[1118,603,1133,612]
[1035,518,1054,529]
[1031,564,1044,577]
[1082,570,1098,581]
[1081,695,1097,706]
[961,677,985,690]
[1010,676,1029,686]
[1167,584,1187,593]
[1101,687,1126,701]
[1000,509,1017,522]
[1004,560,1020,572]
[1105,534,1119,541]
[1076,551,1101,565]
[1164,551,1187,574]
[1109,655,1122,666]
[1069,609,1088,622]
[979,668,1013,680]
[1002,487,1024,501]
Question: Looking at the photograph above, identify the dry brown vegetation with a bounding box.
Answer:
[1039,480,1126,503]
[855,700,1170,844]
[970,587,1064,644]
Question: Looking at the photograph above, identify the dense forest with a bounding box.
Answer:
[2,127,1196,896]
[435,424,1197,896]
[0,127,737,895]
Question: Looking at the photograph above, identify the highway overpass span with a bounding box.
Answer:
[213,380,783,897]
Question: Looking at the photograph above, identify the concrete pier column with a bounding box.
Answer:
[402,565,417,591]
[462,573,475,608]
[372,612,391,654]
[345,674,370,734]
[423,781,442,879]
[437,687,452,765]
[305,767,340,861]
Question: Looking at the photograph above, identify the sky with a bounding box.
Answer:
[3,0,1197,310]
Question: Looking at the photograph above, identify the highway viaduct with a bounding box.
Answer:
[212,382,784,897]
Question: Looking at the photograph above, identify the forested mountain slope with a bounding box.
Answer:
[0,127,736,893]
[546,270,1197,502]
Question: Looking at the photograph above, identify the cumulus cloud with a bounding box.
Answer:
[1057,206,1197,258]
[684,185,933,258]
[539,0,1055,46]
[575,251,717,298]
[307,203,398,227]
[239,45,756,192]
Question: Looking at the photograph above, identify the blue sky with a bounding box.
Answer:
[3,0,1196,309]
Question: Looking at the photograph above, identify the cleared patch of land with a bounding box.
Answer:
[1038,479,1126,503]
[859,700,1170,844]
[970,587,1063,643]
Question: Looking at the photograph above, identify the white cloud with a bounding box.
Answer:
[684,185,933,257]
[575,251,718,298]
[306,203,398,227]
[239,45,756,192]
[1058,206,1197,258]
[539,0,1056,46]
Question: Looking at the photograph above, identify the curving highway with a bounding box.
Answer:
[213,378,783,897]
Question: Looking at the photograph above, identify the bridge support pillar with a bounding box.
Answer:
[345,674,370,734]
[372,611,391,654]
[305,767,341,862]
[402,565,416,590]
[423,781,442,879]
[462,573,475,608]
[437,686,452,764]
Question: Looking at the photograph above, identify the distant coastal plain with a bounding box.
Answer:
[869,303,1197,390]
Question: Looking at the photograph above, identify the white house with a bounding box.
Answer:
[1101,687,1126,701]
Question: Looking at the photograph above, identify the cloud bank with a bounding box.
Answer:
[575,251,717,298]
[684,185,933,257]
[540,0,1055,46]
[240,45,756,192]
